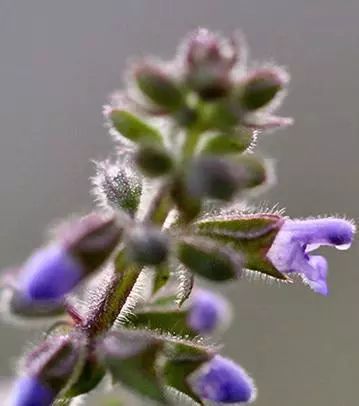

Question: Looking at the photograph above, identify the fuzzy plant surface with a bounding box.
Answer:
[1,28,356,406]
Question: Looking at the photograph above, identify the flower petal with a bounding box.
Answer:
[284,218,355,249]
[190,355,256,403]
[301,255,328,296]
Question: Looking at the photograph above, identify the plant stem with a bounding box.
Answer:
[181,127,202,160]
[81,127,202,338]
[81,185,172,338]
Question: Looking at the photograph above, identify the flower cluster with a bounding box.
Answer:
[1,28,354,406]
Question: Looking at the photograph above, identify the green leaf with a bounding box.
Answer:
[110,110,163,146]
[193,214,289,280]
[177,236,242,281]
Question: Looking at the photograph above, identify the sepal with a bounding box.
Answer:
[197,127,254,156]
[125,226,170,266]
[239,66,289,111]
[176,236,243,281]
[110,109,164,146]
[193,213,288,280]
[162,337,215,404]
[184,155,267,202]
[134,62,184,111]
[11,332,86,405]
[97,330,166,403]
[135,145,174,177]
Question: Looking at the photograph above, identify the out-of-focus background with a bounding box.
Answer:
[0,1,358,405]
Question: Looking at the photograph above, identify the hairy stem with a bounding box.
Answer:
[80,128,201,338]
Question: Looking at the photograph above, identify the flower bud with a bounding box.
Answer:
[240,67,289,111]
[187,289,231,334]
[184,29,237,100]
[189,355,256,403]
[134,62,183,110]
[186,29,233,69]
[135,145,174,177]
[1,287,65,321]
[186,157,240,201]
[198,126,254,156]
[9,376,55,406]
[93,159,142,217]
[10,334,83,406]
[18,213,122,302]
[126,226,169,266]
[185,155,266,201]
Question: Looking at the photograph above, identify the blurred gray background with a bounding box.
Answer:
[0,1,358,405]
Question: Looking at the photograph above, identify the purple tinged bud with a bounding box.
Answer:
[184,29,237,100]
[190,355,256,403]
[187,289,231,334]
[13,334,83,405]
[19,245,83,302]
[267,217,355,295]
[18,213,122,302]
[9,376,55,406]
[185,28,236,72]
[240,67,289,111]
[134,62,183,110]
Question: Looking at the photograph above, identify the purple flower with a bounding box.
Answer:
[190,355,256,403]
[266,218,355,295]
[9,376,55,406]
[187,289,231,334]
[19,244,84,302]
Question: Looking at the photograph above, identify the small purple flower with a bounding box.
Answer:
[267,217,355,295]
[9,376,55,406]
[187,289,231,334]
[19,244,84,302]
[190,355,256,403]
